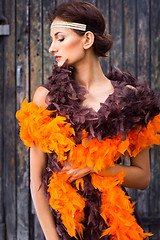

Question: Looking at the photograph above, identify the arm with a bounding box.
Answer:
[98,148,150,190]
[64,148,150,190]
[30,146,60,240]
[30,86,60,240]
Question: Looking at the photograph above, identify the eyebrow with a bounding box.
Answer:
[50,31,64,39]
[55,32,63,36]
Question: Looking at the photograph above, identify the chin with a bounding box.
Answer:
[57,63,62,67]
[56,58,75,67]
[57,59,67,67]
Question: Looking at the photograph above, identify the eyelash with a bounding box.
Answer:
[58,38,64,42]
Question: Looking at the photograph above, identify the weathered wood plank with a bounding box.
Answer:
[30,0,45,237]
[16,0,30,239]
[0,0,5,237]
[123,0,136,75]
[136,0,150,233]
[43,0,55,83]
[97,0,110,75]
[150,0,160,93]
[122,0,137,204]
[56,0,69,6]
[150,148,160,238]
[150,2,160,235]
[110,0,123,68]
[1,0,160,239]
[136,0,150,84]
[3,0,16,239]
[34,215,44,240]
[83,0,96,5]
[123,0,144,209]
[31,199,44,240]
[0,224,6,240]
[30,0,43,99]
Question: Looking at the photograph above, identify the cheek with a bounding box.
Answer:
[58,36,85,66]
[65,37,83,54]
[67,42,85,61]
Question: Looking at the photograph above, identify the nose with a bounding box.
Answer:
[49,40,58,53]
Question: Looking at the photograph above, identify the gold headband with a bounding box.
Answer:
[51,21,103,35]
[51,21,86,31]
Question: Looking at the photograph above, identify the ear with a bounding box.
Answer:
[82,31,95,50]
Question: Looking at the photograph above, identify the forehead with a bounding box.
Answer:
[50,27,78,38]
[50,27,71,35]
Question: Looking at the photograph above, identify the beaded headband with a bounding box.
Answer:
[51,21,103,35]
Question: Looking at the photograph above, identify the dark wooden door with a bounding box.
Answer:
[0,0,160,239]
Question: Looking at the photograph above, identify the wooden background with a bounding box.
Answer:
[0,0,160,239]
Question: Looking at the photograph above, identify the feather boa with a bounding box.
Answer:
[16,64,160,240]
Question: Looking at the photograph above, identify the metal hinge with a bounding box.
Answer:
[0,16,10,36]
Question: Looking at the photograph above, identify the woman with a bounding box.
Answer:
[16,1,160,240]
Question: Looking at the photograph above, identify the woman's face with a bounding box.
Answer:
[49,19,86,67]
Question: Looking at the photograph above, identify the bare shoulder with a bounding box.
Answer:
[33,86,49,108]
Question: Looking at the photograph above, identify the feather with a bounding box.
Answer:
[16,63,160,239]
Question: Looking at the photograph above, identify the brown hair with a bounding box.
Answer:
[48,1,113,57]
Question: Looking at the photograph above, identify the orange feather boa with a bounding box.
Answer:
[16,98,160,239]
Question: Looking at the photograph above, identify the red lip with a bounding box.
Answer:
[55,56,61,61]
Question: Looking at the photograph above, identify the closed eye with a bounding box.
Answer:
[58,37,64,42]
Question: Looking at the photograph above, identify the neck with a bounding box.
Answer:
[73,55,108,90]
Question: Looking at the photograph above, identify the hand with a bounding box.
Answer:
[61,161,94,183]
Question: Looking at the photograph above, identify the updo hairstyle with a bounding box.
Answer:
[48,1,113,57]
